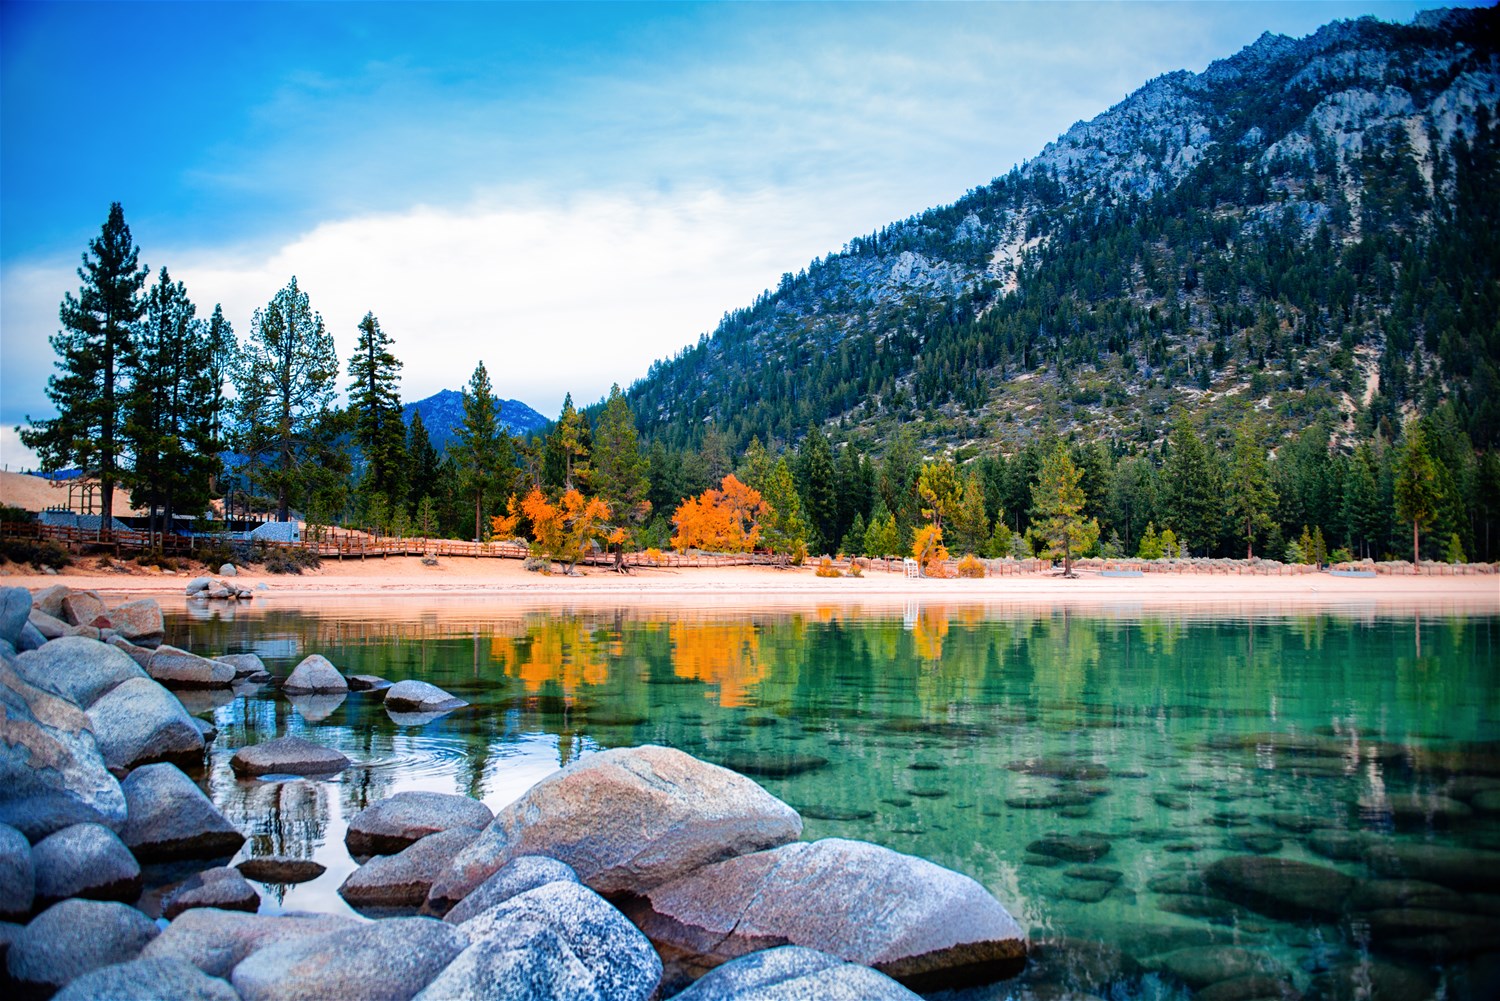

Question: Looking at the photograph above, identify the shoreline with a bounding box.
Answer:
[4,557,1495,614]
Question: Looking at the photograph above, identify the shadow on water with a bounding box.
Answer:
[166,599,1500,1000]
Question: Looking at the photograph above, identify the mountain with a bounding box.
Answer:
[402,390,549,452]
[624,8,1499,457]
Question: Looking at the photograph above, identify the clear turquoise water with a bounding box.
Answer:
[164,599,1500,999]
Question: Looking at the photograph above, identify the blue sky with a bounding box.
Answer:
[0,1,1459,468]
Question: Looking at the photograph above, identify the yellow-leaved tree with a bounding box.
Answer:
[493,486,618,574]
[671,475,766,552]
[912,523,950,578]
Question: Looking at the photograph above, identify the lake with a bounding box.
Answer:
[163,598,1500,1000]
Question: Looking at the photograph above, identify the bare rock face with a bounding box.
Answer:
[229,735,350,777]
[32,822,142,906]
[281,654,348,695]
[0,660,127,840]
[670,946,923,1001]
[629,838,1028,993]
[426,745,802,914]
[346,791,494,857]
[146,646,235,689]
[119,763,244,862]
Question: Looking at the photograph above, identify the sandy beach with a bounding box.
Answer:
[3,555,1495,615]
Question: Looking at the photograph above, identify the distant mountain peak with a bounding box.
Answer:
[402,389,548,452]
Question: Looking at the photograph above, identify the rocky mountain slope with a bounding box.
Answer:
[624,7,1499,457]
[402,390,548,453]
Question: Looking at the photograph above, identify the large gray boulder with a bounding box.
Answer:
[141,909,356,979]
[1203,855,1357,922]
[88,676,205,770]
[30,585,70,618]
[281,654,347,695]
[32,822,141,906]
[105,600,165,647]
[230,734,350,777]
[107,635,156,669]
[340,826,482,912]
[119,763,244,862]
[422,880,661,1001]
[346,790,494,857]
[28,608,70,640]
[671,946,923,1001]
[440,855,580,926]
[384,680,467,713]
[17,621,47,653]
[6,898,160,995]
[0,661,126,839]
[60,591,109,628]
[0,587,30,648]
[0,822,34,921]
[162,866,261,919]
[215,653,268,679]
[631,838,1027,992]
[230,916,467,1001]
[147,645,235,689]
[427,745,802,913]
[1365,842,1500,892]
[14,636,147,708]
[53,956,239,1001]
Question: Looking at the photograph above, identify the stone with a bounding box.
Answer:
[1006,756,1109,780]
[1005,789,1096,810]
[52,956,240,1001]
[1347,878,1466,913]
[30,585,70,618]
[1026,834,1111,863]
[6,899,159,995]
[60,591,109,627]
[1365,842,1500,892]
[230,734,350,777]
[1154,894,1254,923]
[32,822,141,905]
[163,866,261,919]
[438,880,660,1001]
[140,909,356,979]
[28,608,70,640]
[1159,946,1286,990]
[1307,831,1372,862]
[0,660,127,840]
[146,645,235,689]
[1063,866,1122,883]
[1058,879,1113,904]
[427,745,801,913]
[384,680,467,713]
[346,791,494,857]
[1370,792,1474,829]
[347,674,392,691]
[281,654,347,695]
[711,753,830,778]
[1473,789,1500,814]
[0,587,30,647]
[1196,974,1297,1001]
[230,916,466,1001]
[13,636,147,708]
[340,827,481,913]
[667,946,926,1000]
[1306,959,1434,1001]
[108,635,156,669]
[106,600,164,646]
[630,837,1027,992]
[235,856,326,884]
[1224,833,1283,854]
[219,564,237,577]
[17,622,46,652]
[215,653,267,679]
[440,855,580,925]
[1204,855,1355,922]
[184,578,212,596]
[0,822,34,921]
[119,763,245,862]
[88,676,205,770]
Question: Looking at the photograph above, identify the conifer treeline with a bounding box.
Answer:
[21,203,1498,566]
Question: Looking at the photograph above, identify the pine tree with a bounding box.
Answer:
[544,394,591,491]
[948,469,991,555]
[1341,444,1383,559]
[451,361,512,542]
[878,428,921,537]
[347,312,406,510]
[1031,443,1100,576]
[592,385,650,529]
[917,459,963,529]
[759,456,809,559]
[203,304,235,457]
[1225,419,1277,559]
[863,500,900,558]
[407,411,441,513]
[126,267,218,544]
[796,424,838,553]
[1394,419,1442,567]
[1161,415,1222,557]
[833,443,871,546]
[840,512,867,557]
[22,203,148,533]
[232,276,341,523]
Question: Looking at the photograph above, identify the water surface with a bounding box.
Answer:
[165,598,1500,999]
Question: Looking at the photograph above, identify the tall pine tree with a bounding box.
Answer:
[347,312,406,513]
[1161,415,1222,556]
[1225,419,1277,559]
[592,385,649,527]
[796,424,838,554]
[22,203,148,532]
[1394,419,1442,567]
[451,361,512,541]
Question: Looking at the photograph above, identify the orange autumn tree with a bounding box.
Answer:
[671,474,766,552]
[493,486,621,574]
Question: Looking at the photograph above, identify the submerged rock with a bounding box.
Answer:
[346,790,493,857]
[1203,855,1355,922]
[32,822,141,905]
[712,753,830,778]
[347,674,392,692]
[1026,834,1111,863]
[426,745,801,913]
[229,734,350,777]
[230,916,466,1001]
[6,899,160,996]
[1365,842,1500,892]
[629,837,1027,992]
[1006,756,1109,781]
[1158,945,1287,990]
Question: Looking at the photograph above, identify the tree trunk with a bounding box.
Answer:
[1413,521,1420,573]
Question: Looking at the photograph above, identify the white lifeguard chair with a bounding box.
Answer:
[903,557,920,578]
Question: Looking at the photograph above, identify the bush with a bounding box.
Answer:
[0,537,71,570]
[135,550,184,571]
[815,556,842,578]
[260,545,321,574]
[955,554,987,578]
[523,556,551,574]
[644,548,665,565]
[847,558,865,578]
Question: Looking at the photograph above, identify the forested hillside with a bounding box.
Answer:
[628,8,1498,457]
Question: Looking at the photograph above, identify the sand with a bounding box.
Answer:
[2,554,1495,615]
[0,470,141,515]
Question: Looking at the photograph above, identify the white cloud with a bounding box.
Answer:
[3,185,882,425]
[0,425,42,473]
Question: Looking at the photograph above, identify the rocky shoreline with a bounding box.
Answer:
[0,584,1028,1000]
